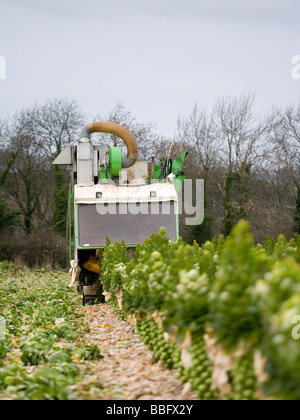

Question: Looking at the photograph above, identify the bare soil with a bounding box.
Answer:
[73,304,196,400]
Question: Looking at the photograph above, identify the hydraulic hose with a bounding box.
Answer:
[80,121,138,168]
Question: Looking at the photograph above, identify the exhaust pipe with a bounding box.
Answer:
[80,122,138,168]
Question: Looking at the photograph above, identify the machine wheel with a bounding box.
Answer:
[81,282,105,306]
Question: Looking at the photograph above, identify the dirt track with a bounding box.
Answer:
[74,304,196,400]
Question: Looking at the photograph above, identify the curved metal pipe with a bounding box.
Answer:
[80,122,138,168]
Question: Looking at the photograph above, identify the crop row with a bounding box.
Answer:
[101,221,300,400]
[0,264,103,400]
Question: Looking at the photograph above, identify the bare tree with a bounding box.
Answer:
[0,115,32,232]
[271,103,300,233]
[32,97,85,235]
[176,103,220,243]
[93,102,161,161]
[176,103,219,179]
[1,110,52,234]
[33,97,85,160]
[9,134,50,235]
[215,92,274,235]
[279,104,300,183]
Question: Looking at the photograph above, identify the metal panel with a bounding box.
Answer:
[77,202,177,247]
[95,145,110,165]
[52,146,73,165]
[93,150,99,178]
[119,161,149,185]
[77,160,93,185]
[74,184,178,203]
[78,142,93,160]
[77,141,93,185]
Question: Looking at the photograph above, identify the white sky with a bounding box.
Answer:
[0,0,299,137]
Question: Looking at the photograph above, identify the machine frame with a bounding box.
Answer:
[53,122,187,304]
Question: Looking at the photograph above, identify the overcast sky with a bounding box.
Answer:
[0,0,299,137]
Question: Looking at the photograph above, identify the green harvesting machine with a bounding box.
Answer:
[53,122,187,303]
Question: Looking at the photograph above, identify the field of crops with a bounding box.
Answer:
[0,265,105,400]
[0,262,196,401]
[101,221,300,401]
[1,220,300,400]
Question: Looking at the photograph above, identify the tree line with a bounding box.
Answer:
[0,94,299,267]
